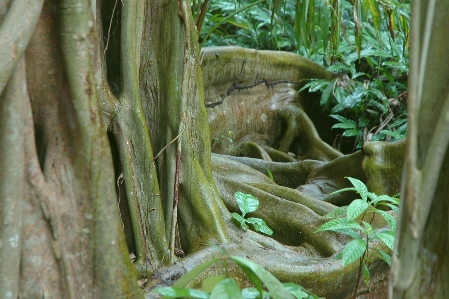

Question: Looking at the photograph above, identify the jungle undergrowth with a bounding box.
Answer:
[194,0,410,153]
[315,177,399,298]
[153,246,323,299]
[232,191,273,236]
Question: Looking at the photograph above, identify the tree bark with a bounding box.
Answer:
[389,0,449,297]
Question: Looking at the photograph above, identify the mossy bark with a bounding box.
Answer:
[0,0,418,298]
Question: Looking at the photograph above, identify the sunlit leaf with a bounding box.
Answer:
[246,217,273,236]
[234,192,259,216]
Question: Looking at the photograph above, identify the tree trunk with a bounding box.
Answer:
[389,0,449,297]
[0,0,415,298]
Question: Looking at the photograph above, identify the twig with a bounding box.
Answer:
[150,127,185,165]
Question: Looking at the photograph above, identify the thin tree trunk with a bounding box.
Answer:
[389,0,449,297]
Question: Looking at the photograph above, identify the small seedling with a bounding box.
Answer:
[315,177,399,297]
[232,192,273,236]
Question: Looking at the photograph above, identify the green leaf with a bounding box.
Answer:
[282,282,310,299]
[331,228,361,240]
[362,262,371,287]
[203,276,227,293]
[373,248,392,266]
[342,238,367,267]
[374,232,395,250]
[332,122,358,130]
[347,199,369,221]
[266,168,274,182]
[316,218,364,233]
[347,177,368,202]
[210,278,243,299]
[241,287,269,299]
[374,209,397,231]
[342,129,360,137]
[230,256,295,299]
[323,206,348,218]
[232,213,249,230]
[246,217,273,236]
[234,192,259,216]
[320,80,335,109]
[173,258,220,287]
[153,287,210,299]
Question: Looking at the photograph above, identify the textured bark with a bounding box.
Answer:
[389,0,449,297]
[0,0,419,298]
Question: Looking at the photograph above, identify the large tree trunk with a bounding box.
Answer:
[389,0,449,297]
[0,0,416,298]
[0,0,141,297]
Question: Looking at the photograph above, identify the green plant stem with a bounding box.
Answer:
[200,0,266,48]
[352,234,369,299]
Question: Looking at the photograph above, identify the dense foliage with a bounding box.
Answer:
[195,0,410,151]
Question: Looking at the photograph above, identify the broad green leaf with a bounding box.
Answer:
[331,228,361,239]
[232,213,249,230]
[347,177,368,201]
[210,278,243,299]
[332,122,358,130]
[342,238,367,267]
[316,218,363,233]
[379,129,404,140]
[282,282,309,299]
[246,217,273,236]
[373,248,392,266]
[362,262,371,287]
[374,209,397,231]
[173,258,220,287]
[347,199,369,221]
[342,129,359,137]
[320,80,335,109]
[202,276,227,293]
[323,206,347,218]
[370,194,399,207]
[328,187,357,197]
[374,232,395,250]
[234,192,259,216]
[241,287,270,299]
[230,256,295,299]
[153,287,210,299]
[361,221,372,234]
